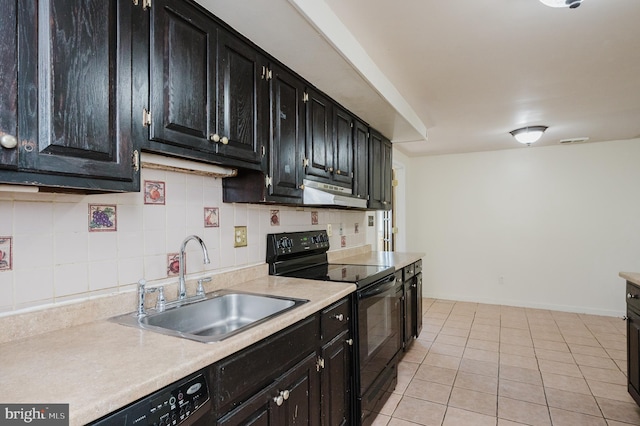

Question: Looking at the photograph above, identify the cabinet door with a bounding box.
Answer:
[0,0,18,169]
[269,63,305,201]
[321,330,352,426]
[216,382,274,426]
[628,308,640,400]
[414,273,423,338]
[149,0,217,153]
[216,29,265,165]
[332,107,354,187]
[368,129,392,210]
[352,120,369,200]
[403,279,414,350]
[305,89,333,181]
[16,0,136,188]
[275,352,321,426]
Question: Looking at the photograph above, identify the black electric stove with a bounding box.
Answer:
[266,230,394,288]
[266,230,401,426]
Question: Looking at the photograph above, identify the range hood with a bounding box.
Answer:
[302,179,367,209]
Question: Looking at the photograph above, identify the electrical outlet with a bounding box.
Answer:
[234,226,247,247]
[327,223,333,237]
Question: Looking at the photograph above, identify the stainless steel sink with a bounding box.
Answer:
[111,290,308,343]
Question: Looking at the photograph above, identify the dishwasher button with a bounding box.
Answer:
[187,382,202,395]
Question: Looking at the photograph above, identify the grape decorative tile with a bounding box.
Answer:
[204,207,219,228]
[355,223,359,234]
[144,180,166,205]
[341,236,346,248]
[88,204,117,232]
[311,211,318,225]
[0,237,12,271]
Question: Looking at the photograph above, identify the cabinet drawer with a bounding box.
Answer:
[212,314,319,414]
[403,263,416,281]
[321,297,351,341]
[414,259,423,275]
[627,282,640,312]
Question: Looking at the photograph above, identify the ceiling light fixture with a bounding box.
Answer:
[510,126,548,145]
[539,0,583,8]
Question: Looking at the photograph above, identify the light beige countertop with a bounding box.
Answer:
[332,251,425,271]
[0,275,354,425]
[0,248,423,425]
[621,272,640,287]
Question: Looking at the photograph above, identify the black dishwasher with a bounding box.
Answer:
[89,369,212,426]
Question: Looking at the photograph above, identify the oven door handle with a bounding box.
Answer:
[358,274,397,299]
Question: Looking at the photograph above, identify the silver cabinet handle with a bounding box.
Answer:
[0,134,17,149]
[221,136,229,145]
[210,133,220,142]
[628,293,637,299]
[346,338,353,346]
[281,390,290,401]
[333,313,344,321]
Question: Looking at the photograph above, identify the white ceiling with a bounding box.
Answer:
[201,0,640,156]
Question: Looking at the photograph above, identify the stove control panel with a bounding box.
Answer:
[90,370,211,426]
[266,230,330,261]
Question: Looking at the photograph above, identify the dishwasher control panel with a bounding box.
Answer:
[90,369,211,426]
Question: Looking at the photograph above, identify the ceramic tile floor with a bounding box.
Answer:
[371,299,640,426]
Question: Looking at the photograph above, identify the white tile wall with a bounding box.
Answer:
[0,167,370,313]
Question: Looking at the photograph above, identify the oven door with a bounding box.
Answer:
[357,274,402,398]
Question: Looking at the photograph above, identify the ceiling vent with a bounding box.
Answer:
[559,137,589,144]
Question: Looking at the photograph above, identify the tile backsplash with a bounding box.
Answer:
[0,167,369,314]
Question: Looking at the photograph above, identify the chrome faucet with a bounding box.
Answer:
[178,235,210,300]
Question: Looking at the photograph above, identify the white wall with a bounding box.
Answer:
[405,138,640,316]
[393,148,408,252]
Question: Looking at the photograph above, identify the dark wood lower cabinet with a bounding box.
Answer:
[627,281,640,405]
[400,261,423,351]
[321,330,351,426]
[213,296,353,425]
[216,353,320,426]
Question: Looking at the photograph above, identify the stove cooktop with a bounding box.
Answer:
[283,263,394,288]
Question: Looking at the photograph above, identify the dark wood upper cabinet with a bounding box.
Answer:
[333,106,354,187]
[149,0,217,154]
[216,29,266,165]
[353,120,369,200]
[0,0,18,169]
[0,0,139,191]
[146,0,264,169]
[268,63,305,202]
[368,129,393,210]
[305,88,333,182]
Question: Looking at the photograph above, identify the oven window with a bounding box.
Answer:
[366,295,393,357]
[358,284,401,394]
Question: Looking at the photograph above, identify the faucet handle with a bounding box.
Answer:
[197,277,212,296]
[155,286,166,311]
[137,279,148,316]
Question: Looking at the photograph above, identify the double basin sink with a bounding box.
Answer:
[112,290,308,343]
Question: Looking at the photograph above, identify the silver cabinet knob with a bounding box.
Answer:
[628,293,637,299]
[210,133,220,142]
[281,390,290,400]
[221,136,229,145]
[274,394,284,406]
[333,313,344,321]
[346,338,353,346]
[0,134,17,149]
